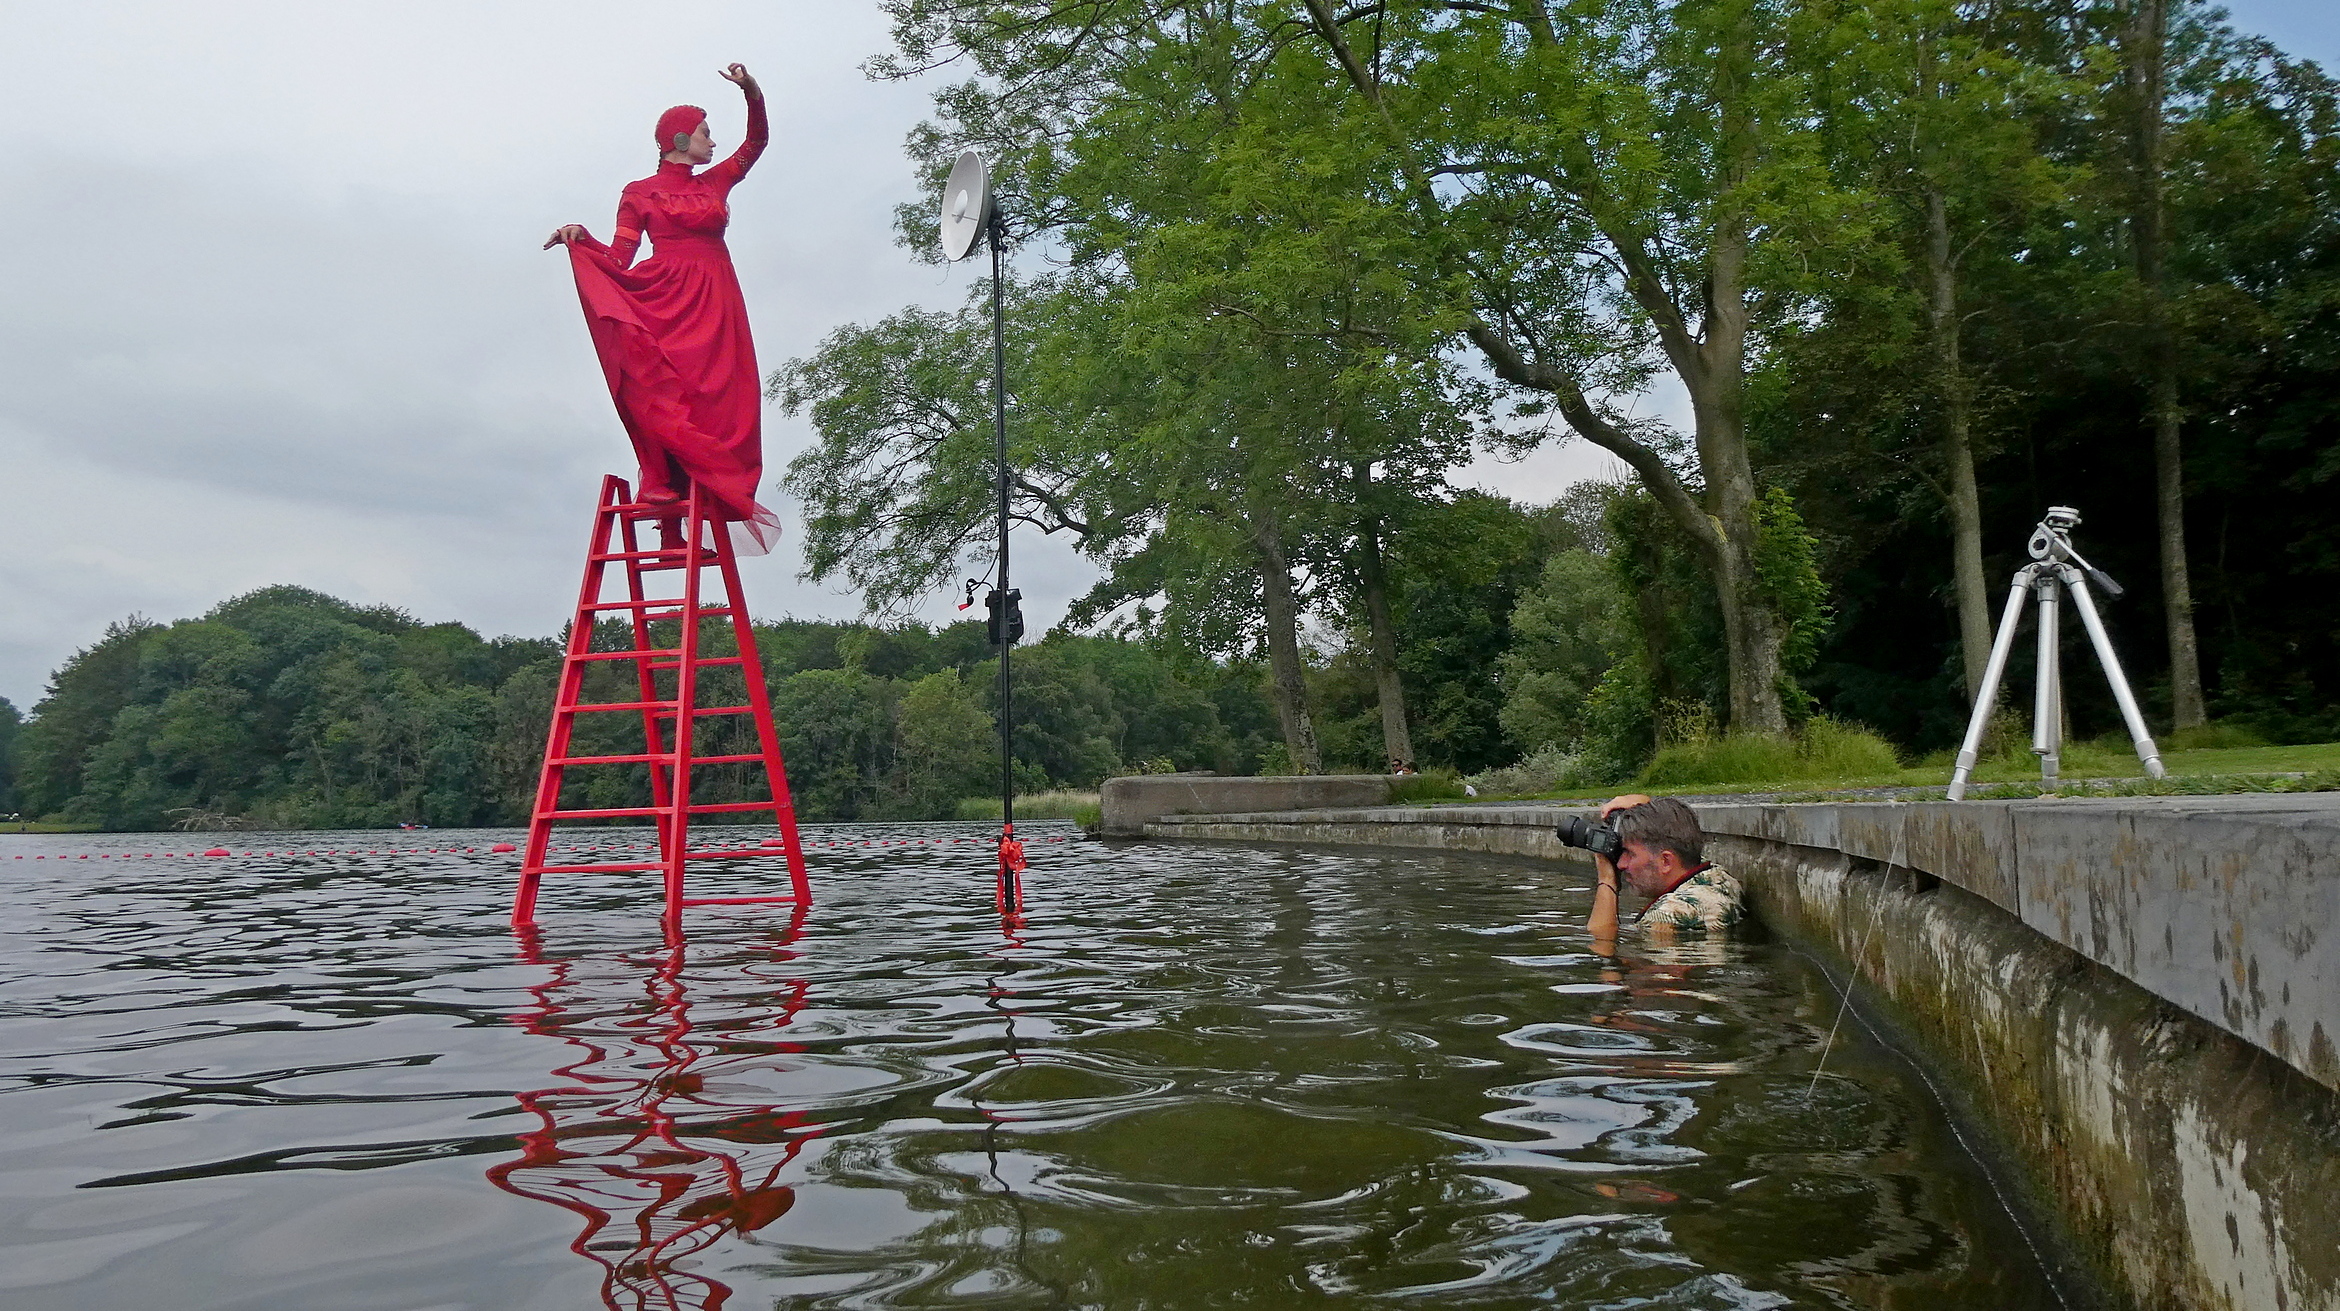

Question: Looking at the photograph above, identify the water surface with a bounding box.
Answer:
[0,824,2065,1308]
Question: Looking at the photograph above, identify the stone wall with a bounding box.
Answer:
[1696,796,2340,1094]
[1098,773,1397,836]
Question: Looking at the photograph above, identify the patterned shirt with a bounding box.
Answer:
[1635,865,1746,937]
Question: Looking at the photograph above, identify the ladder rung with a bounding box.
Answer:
[535,799,779,820]
[571,649,681,662]
[580,600,735,616]
[524,849,790,876]
[589,549,686,563]
[543,751,763,766]
[556,701,751,717]
[647,656,745,670]
[564,699,677,714]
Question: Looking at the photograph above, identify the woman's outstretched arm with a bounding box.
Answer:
[543,191,646,268]
[705,63,767,186]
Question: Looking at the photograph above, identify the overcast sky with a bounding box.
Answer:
[0,1,2329,710]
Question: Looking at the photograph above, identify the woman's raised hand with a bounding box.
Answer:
[720,63,760,97]
[542,224,587,250]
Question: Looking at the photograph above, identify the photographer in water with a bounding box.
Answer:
[1561,794,1746,946]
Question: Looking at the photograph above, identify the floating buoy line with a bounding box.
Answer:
[8,835,1072,860]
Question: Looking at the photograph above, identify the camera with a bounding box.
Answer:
[1556,814,1624,862]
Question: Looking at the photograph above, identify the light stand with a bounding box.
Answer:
[1947,506,2167,799]
[940,150,1026,916]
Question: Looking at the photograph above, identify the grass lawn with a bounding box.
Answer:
[1460,739,2340,804]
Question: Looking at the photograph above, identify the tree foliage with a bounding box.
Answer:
[11,588,1276,830]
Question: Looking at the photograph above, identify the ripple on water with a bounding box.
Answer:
[0,823,2067,1309]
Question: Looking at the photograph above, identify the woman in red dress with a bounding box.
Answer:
[546,63,781,553]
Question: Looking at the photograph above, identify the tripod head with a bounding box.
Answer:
[2026,506,2124,598]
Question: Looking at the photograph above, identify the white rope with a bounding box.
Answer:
[1804,806,1906,1105]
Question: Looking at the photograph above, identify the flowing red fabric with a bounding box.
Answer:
[565,94,779,553]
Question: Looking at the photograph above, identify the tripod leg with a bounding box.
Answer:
[2061,565,2168,779]
[1949,570,2038,799]
[2033,577,2061,790]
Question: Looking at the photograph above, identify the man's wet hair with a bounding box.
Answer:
[1611,796,1704,866]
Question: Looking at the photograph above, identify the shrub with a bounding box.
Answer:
[1635,717,1900,788]
[1388,768,1466,803]
[1464,744,1612,797]
[954,790,1100,821]
[2161,721,2273,752]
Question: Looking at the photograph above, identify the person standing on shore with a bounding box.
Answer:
[544,63,781,553]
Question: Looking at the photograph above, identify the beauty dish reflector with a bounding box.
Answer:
[939,149,992,262]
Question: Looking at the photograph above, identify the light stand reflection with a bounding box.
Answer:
[490,909,814,1310]
[975,919,1069,1305]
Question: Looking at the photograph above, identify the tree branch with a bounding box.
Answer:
[1465,324,1722,565]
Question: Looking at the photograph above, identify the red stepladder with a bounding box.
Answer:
[513,476,809,927]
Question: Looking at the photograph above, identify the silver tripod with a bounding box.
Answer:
[1948,506,2167,799]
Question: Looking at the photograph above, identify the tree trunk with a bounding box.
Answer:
[1350,479,1413,770]
[1674,12,1789,737]
[2127,0,2207,729]
[1251,505,1322,774]
[2152,373,2202,726]
[1925,188,1995,702]
[1683,186,1791,735]
[1709,534,1790,735]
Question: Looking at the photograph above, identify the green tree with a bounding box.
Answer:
[1808,0,2077,699]
[895,668,996,817]
[877,0,1884,736]
[774,669,900,820]
[18,616,160,818]
[0,696,20,815]
[1500,550,1635,756]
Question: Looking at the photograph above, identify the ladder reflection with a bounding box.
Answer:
[489,908,814,1310]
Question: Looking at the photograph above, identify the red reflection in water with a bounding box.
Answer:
[490,908,814,1310]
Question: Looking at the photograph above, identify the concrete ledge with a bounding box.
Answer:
[1697,796,2340,1094]
[1098,774,1397,837]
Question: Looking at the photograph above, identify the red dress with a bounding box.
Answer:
[566,96,780,553]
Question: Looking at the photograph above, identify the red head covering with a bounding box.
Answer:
[656,104,708,155]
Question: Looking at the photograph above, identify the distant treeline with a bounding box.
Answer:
[0,586,1282,831]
